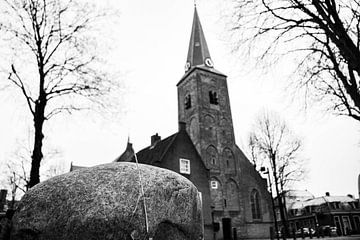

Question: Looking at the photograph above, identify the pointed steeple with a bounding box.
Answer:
[185,6,214,72]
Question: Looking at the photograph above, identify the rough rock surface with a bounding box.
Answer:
[10,162,203,240]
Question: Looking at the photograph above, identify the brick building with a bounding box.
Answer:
[116,6,274,240]
[279,190,360,236]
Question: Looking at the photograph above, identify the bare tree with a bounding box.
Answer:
[230,0,360,122]
[0,0,114,188]
[1,137,64,203]
[249,111,306,238]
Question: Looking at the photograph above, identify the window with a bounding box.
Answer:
[250,189,261,220]
[209,91,219,105]
[211,180,218,189]
[211,158,215,165]
[206,145,219,168]
[334,216,342,235]
[184,94,191,109]
[342,216,352,234]
[354,216,360,232]
[332,202,340,209]
[179,158,190,174]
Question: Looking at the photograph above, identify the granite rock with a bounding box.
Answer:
[10,162,203,240]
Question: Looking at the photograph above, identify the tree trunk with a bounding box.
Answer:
[271,153,289,239]
[28,99,46,188]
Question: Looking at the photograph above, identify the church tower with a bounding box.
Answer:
[177,7,274,240]
[178,7,237,178]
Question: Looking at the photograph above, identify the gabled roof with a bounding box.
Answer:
[288,195,357,210]
[131,123,208,172]
[114,140,135,163]
[135,133,177,165]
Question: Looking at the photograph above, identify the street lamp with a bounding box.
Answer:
[260,167,279,240]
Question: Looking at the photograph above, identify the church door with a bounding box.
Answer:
[222,218,232,240]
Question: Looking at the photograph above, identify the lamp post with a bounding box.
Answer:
[261,167,279,240]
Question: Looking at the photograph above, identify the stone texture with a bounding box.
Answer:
[10,162,203,240]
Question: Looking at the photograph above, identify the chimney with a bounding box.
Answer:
[179,122,186,132]
[347,194,354,199]
[325,192,330,197]
[151,133,161,146]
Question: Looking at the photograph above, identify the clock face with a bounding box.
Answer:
[205,58,214,68]
[185,62,191,71]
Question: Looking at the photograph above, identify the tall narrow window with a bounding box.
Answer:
[185,94,191,109]
[250,189,261,220]
[209,91,219,105]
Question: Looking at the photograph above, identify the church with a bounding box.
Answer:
[115,6,274,240]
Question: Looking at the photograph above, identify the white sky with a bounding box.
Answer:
[0,0,359,198]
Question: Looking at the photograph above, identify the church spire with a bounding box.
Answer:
[185,6,214,72]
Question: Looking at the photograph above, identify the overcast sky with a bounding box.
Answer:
[0,0,359,198]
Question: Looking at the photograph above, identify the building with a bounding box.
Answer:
[116,6,274,240]
[281,191,360,236]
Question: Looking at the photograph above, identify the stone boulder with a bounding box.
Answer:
[10,162,203,240]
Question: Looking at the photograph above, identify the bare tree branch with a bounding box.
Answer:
[0,0,116,188]
[230,0,360,122]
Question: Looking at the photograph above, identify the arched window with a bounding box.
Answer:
[250,189,261,220]
[206,145,219,168]
[209,91,219,105]
[184,94,191,109]
[220,117,228,127]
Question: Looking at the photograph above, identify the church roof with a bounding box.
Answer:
[135,133,177,165]
[185,7,215,73]
[126,123,208,170]
[114,139,135,162]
